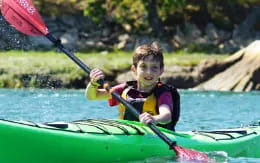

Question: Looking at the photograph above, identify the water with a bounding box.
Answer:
[0,88,259,163]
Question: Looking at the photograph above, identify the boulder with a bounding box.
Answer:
[195,40,260,91]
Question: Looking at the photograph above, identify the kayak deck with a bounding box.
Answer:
[0,119,259,163]
[17,119,260,157]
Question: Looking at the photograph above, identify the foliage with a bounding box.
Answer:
[83,0,186,33]
[31,0,259,32]
[84,0,148,32]
[34,0,87,16]
[81,0,258,32]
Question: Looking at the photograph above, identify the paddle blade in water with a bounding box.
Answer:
[173,145,210,162]
[1,0,48,35]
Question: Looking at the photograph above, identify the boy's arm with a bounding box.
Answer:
[155,91,173,124]
[85,82,111,100]
[154,105,172,124]
[140,92,173,125]
[139,105,172,125]
[85,68,112,100]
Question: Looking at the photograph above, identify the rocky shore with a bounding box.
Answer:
[1,7,260,54]
[0,41,259,91]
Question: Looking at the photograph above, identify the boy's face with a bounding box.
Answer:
[132,55,163,88]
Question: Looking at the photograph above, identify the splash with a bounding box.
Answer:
[174,146,211,162]
[206,151,228,163]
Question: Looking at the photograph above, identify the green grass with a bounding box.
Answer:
[0,50,228,70]
[0,50,228,88]
[164,51,228,66]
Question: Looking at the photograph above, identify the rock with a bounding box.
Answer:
[60,15,76,27]
[28,36,52,49]
[60,28,78,50]
[233,8,260,39]
[185,22,202,38]
[218,39,238,54]
[117,34,130,49]
[195,40,260,91]
[0,13,259,54]
[116,71,135,83]
[206,23,219,41]
[160,66,198,88]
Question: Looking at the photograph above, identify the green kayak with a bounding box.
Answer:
[0,119,259,163]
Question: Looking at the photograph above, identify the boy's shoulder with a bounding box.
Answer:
[156,82,180,123]
[155,82,179,96]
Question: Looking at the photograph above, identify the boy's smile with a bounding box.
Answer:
[132,55,163,92]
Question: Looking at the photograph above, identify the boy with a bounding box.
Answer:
[85,42,179,131]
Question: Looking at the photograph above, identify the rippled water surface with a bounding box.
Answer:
[0,89,259,162]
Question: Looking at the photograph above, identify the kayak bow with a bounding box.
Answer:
[0,119,259,163]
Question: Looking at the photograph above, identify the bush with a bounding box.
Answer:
[2,0,259,36]
[34,0,87,16]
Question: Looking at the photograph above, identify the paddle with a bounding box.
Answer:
[1,0,209,161]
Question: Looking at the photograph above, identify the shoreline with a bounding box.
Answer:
[0,50,227,89]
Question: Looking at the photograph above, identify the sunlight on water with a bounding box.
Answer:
[177,90,260,131]
[206,151,228,163]
[0,88,117,122]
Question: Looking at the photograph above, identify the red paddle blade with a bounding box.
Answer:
[1,0,48,36]
[173,145,210,162]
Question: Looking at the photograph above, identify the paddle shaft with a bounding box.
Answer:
[45,33,176,149]
[46,34,91,74]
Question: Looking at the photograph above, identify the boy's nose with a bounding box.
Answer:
[146,68,153,74]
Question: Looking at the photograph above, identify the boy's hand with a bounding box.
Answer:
[139,112,157,125]
[89,68,105,86]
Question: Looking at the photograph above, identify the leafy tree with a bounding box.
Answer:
[34,0,87,16]
[84,0,147,33]
[32,0,259,33]
[84,0,186,35]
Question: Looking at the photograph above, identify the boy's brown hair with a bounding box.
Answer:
[132,42,164,68]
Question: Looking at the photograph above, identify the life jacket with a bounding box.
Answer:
[118,81,180,131]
